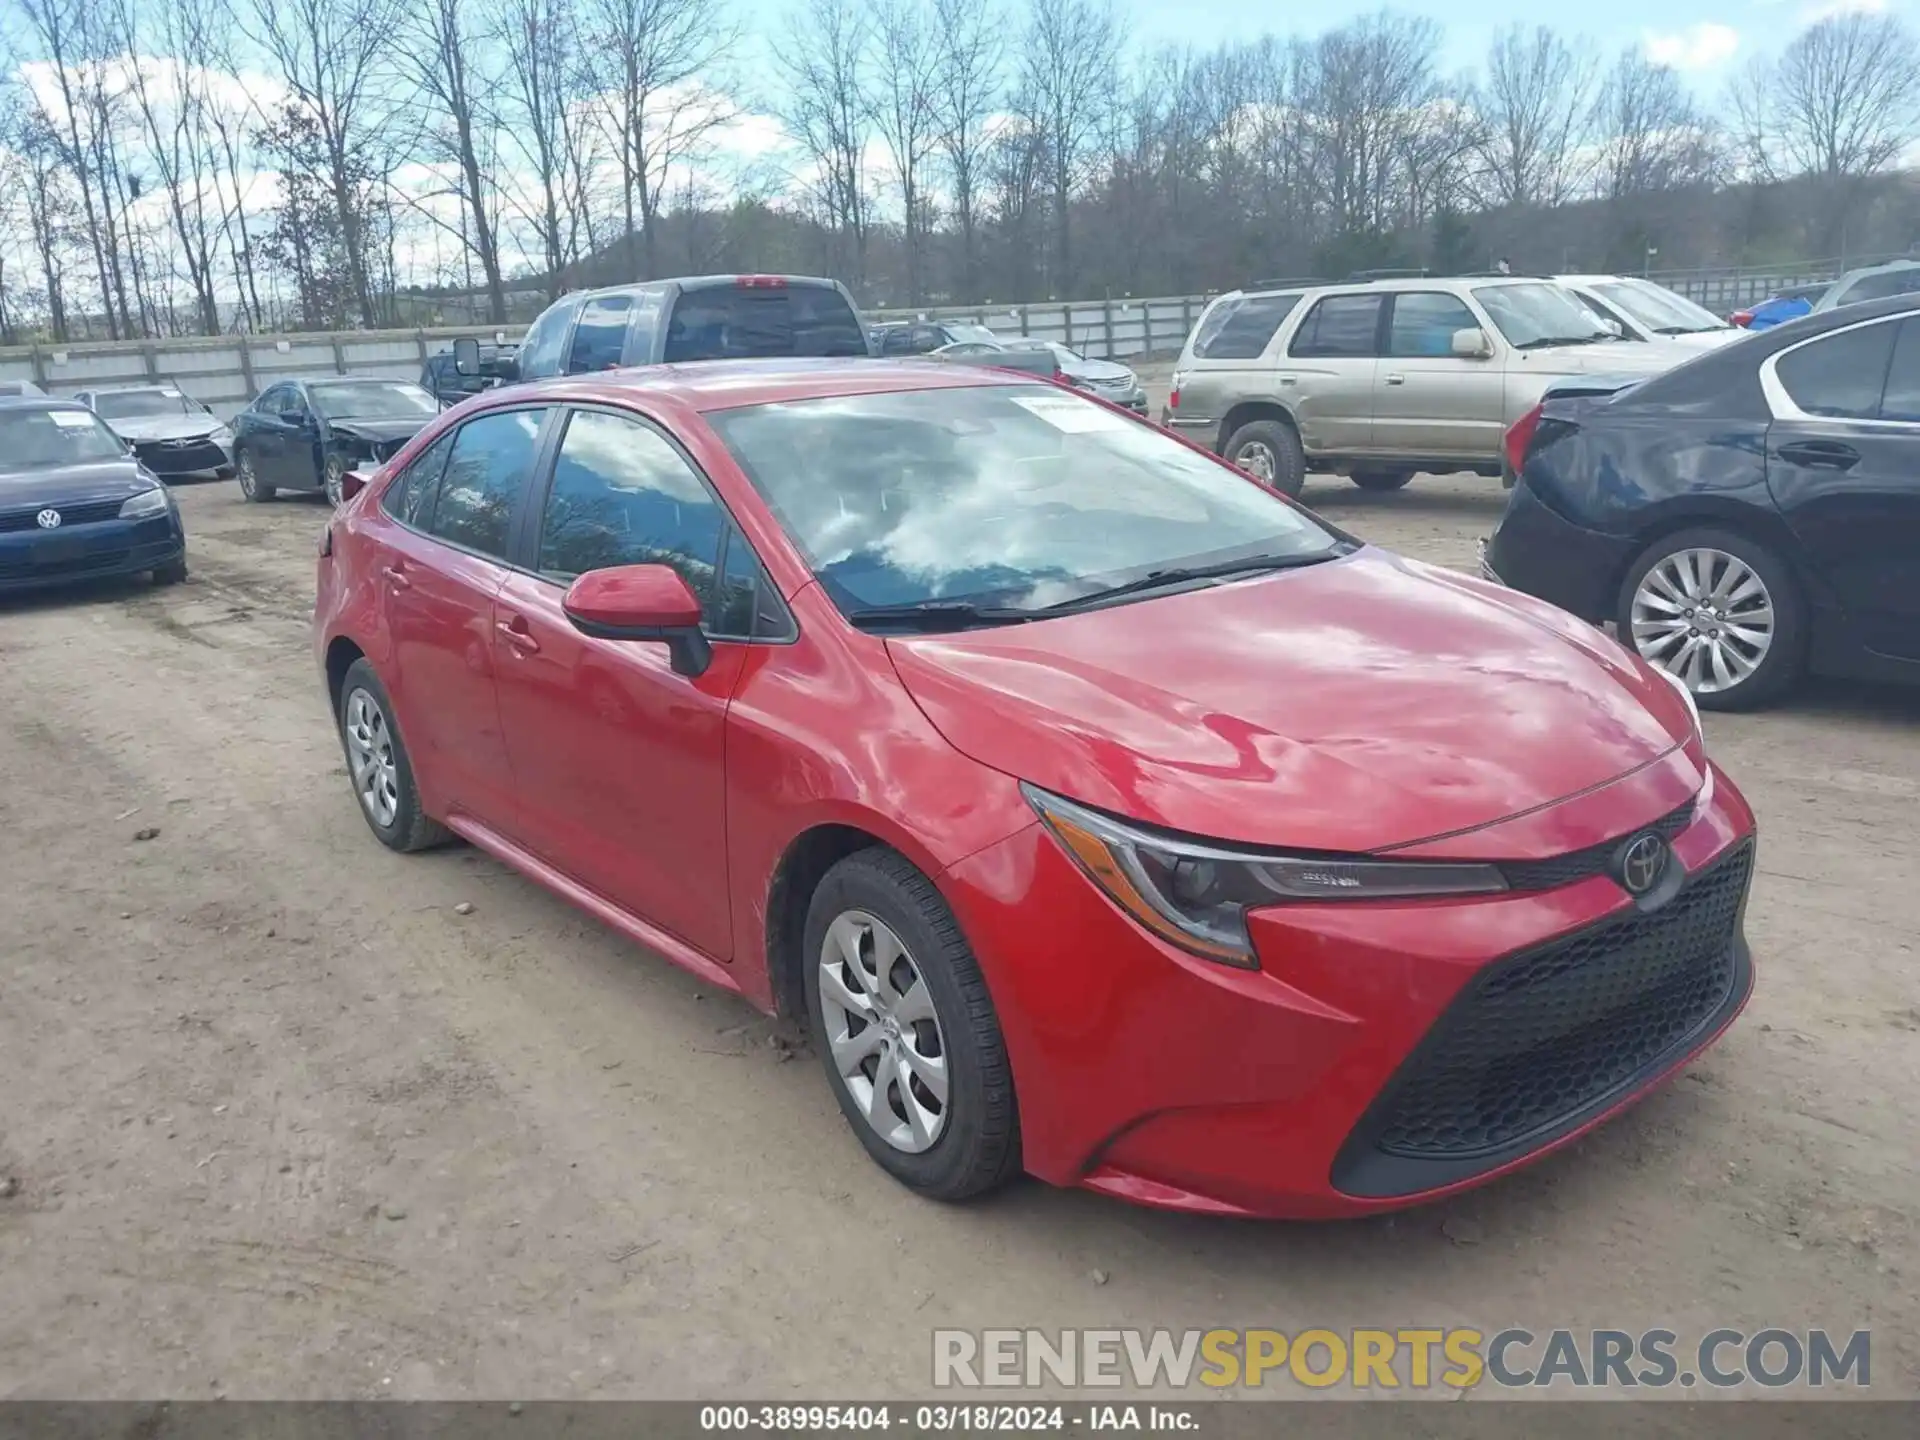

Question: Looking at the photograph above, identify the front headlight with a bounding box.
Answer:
[1023,784,1509,968]
[209,425,234,444]
[119,487,170,519]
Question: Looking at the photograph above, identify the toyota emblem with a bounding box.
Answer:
[35,508,61,529]
[1617,832,1669,896]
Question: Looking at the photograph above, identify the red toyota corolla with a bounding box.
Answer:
[313,359,1756,1219]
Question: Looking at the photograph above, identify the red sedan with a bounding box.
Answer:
[313,359,1756,1219]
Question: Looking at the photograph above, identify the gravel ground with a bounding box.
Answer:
[1,370,1916,1400]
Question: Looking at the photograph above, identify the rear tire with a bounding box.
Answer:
[336,658,453,852]
[803,848,1021,1202]
[1223,419,1306,499]
[1350,469,1414,492]
[236,448,275,503]
[1616,526,1807,711]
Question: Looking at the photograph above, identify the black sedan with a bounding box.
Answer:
[1484,292,1920,709]
[0,398,186,594]
[231,378,441,505]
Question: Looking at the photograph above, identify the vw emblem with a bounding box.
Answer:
[35,508,61,529]
[1617,832,1669,896]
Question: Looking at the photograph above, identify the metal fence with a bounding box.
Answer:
[0,257,1884,414]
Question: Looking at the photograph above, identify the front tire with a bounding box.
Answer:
[1223,419,1306,499]
[152,557,188,586]
[323,453,346,507]
[236,448,275,503]
[803,848,1020,1202]
[1617,527,1807,711]
[336,659,452,852]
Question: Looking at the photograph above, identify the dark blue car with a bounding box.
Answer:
[0,398,187,595]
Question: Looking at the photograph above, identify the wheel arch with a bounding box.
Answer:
[1216,399,1301,455]
[1608,500,1821,620]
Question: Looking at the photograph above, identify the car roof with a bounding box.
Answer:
[0,395,91,411]
[477,357,1032,413]
[84,383,187,394]
[1555,274,1637,286]
[560,274,848,306]
[1237,274,1562,301]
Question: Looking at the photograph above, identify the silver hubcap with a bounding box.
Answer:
[238,453,255,496]
[818,910,949,1153]
[324,457,344,505]
[1236,441,1276,483]
[1631,547,1775,694]
[342,688,400,828]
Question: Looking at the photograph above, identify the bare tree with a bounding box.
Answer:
[1593,50,1719,202]
[869,0,939,305]
[494,0,593,296]
[1742,12,1920,185]
[1476,25,1594,209]
[1017,0,1121,294]
[776,0,873,286]
[930,0,1003,304]
[585,0,739,282]
[407,0,508,321]
[245,0,402,327]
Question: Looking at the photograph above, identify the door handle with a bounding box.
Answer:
[1384,373,1406,385]
[1777,439,1859,470]
[495,616,540,654]
[381,563,411,591]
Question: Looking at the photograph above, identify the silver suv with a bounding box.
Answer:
[1163,276,1698,495]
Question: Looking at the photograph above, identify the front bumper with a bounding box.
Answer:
[0,512,185,593]
[941,760,1756,1219]
[133,435,234,476]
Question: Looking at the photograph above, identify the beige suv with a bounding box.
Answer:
[1163,276,1699,496]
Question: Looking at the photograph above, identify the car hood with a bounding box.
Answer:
[1660,330,1742,351]
[0,458,154,509]
[1514,338,1696,376]
[110,413,224,442]
[329,417,434,444]
[1063,358,1137,385]
[884,547,1694,853]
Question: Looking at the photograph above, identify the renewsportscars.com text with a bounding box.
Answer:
[932,1327,1871,1391]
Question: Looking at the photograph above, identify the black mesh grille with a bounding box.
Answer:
[1497,802,1694,892]
[134,439,227,472]
[0,499,125,532]
[1370,843,1752,1161]
[0,548,131,579]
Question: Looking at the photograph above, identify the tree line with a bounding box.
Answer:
[3,0,1919,344]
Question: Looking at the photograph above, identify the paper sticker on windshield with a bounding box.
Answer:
[48,410,94,427]
[1010,391,1135,433]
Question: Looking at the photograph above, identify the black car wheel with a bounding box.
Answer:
[152,557,188,586]
[336,658,452,852]
[1224,419,1306,499]
[236,448,275,503]
[1617,527,1808,711]
[803,847,1021,1202]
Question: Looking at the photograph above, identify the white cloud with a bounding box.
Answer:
[1643,22,1742,71]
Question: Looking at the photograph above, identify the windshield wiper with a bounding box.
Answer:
[1039,547,1354,614]
[1514,334,1608,349]
[846,600,1039,632]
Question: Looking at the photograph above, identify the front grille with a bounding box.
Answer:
[1498,802,1694,892]
[0,499,125,532]
[0,547,131,580]
[134,438,226,471]
[1335,843,1753,1193]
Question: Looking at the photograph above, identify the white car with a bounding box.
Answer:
[1555,275,1743,352]
[75,385,235,479]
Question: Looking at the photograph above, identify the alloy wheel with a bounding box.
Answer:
[1630,547,1775,695]
[324,455,345,507]
[1235,441,1276,484]
[342,688,400,828]
[818,909,950,1153]
[237,451,257,499]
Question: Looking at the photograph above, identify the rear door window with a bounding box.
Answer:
[662,284,867,362]
[1776,321,1896,420]
[1192,294,1301,360]
[1289,295,1384,358]
[382,429,457,527]
[566,296,634,374]
[422,408,550,560]
[1878,318,1920,423]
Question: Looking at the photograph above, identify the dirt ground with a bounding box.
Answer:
[2,371,1917,1401]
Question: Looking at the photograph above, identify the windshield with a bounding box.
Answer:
[0,407,127,473]
[92,389,205,420]
[944,324,998,345]
[709,384,1342,617]
[309,382,439,420]
[1474,283,1616,348]
[1593,280,1727,334]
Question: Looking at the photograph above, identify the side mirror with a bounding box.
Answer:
[1600,318,1625,338]
[1451,327,1494,359]
[562,564,712,677]
[452,336,480,376]
[339,469,369,503]
[279,408,308,426]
